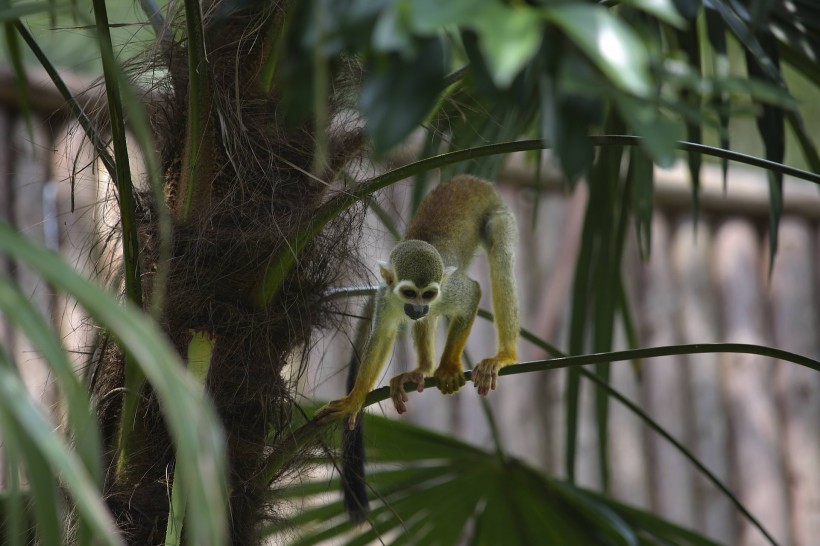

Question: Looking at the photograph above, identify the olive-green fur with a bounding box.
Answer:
[405,175,507,270]
[389,240,444,288]
[319,172,521,442]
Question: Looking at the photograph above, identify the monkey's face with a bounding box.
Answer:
[393,280,440,320]
[378,241,454,320]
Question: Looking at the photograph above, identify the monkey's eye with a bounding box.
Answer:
[401,289,417,299]
[422,291,436,300]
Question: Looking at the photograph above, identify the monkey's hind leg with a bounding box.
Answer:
[474,207,520,395]
[390,316,437,414]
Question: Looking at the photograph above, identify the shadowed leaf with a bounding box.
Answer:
[546,4,651,97]
[360,37,446,155]
[745,35,784,270]
[628,146,654,260]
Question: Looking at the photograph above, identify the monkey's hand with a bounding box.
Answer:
[473,354,516,396]
[434,363,466,395]
[315,396,364,430]
[389,370,426,414]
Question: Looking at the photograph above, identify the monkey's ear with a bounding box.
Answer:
[378,261,395,286]
[443,266,457,280]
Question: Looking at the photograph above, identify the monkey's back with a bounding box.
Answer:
[404,175,507,269]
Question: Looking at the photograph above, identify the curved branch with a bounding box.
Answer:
[262,342,819,485]
[362,343,819,406]
[594,135,820,185]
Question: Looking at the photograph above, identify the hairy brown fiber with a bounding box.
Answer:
[85,1,366,544]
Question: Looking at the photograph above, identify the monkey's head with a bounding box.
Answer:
[379,240,456,320]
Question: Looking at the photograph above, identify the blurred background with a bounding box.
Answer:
[3,75,818,543]
[1,1,820,544]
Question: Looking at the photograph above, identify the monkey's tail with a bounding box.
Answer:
[341,410,368,521]
[340,297,373,522]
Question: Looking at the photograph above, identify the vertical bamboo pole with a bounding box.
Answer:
[714,218,791,546]
[10,116,56,412]
[671,216,735,543]
[0,107,10,316]
[0,105,10,489]
[769,217,820,546]
[53,121,98,372]
[525,187,587,476]
[491,185,546,468]
[640,214,695,528]
[608,230,651,509]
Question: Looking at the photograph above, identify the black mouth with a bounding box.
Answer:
[404,303,428,320]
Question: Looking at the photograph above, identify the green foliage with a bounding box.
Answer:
[270,410,725,546]
[274,0,819,179]
[2,0,820,544]
[89,0,146,481]
[0,224,228,546]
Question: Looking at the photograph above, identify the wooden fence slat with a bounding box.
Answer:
[53,121,98,374]
[714,218,792,546]
[606,235,651,509]
[639,214,696,528]
[654,162,820,219]
[769,217,820,546]
[0,109,11,353]
[492,186,559,469]
[10,116,56,412]
[522,186,587,476]
[671,216,735,544]
[608,334,652,510]
[0,104,10,489]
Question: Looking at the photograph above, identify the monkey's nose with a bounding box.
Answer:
[404,304,428,320]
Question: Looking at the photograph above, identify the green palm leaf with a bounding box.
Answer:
[0,223,228,546]
[270,412,724,546]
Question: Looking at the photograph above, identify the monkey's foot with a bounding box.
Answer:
[473,355,516,396]
[389,370,426,414]
[434,365,466,395]
[315,397,363,430]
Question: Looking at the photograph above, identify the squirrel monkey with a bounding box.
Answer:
[317,175,520,428]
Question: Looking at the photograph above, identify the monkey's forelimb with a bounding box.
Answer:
[389,369,426,414]
[388,316,436,413]
[315,289,397,428]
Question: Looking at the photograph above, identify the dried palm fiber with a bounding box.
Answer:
[85,1,366,543]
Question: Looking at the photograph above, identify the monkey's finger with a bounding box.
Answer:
[346,413,358,431]
[391,388,408,414]
[472,372,483,392]
[405,371,425,392]
[476,375,492,395]
[313,405,334,422]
